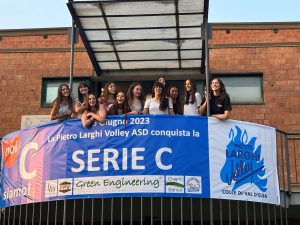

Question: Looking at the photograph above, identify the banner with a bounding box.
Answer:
[209,119,280,205]
[0,116,280,207]
[1,115,209,207]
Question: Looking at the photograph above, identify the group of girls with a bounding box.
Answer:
[50,77,232,127]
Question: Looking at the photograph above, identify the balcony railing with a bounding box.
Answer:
[0,117,299,224]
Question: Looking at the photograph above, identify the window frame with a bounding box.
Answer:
[211,73,264,105]
[41,77,91,108]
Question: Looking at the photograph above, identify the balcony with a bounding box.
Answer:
[1,115,300,224]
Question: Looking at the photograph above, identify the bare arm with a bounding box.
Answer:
[168,97,174,115]
[211,110,231,120]
[81,110,93,127]
[199,100,207,116]
[75,101,87,115]
[87,104,106,123]
[50,102,72,120]
[143,108,149,114]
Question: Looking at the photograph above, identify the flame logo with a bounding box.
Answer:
[220,126,267,192]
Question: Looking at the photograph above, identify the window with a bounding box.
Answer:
[41,77,91,108]
[213,74,263,104]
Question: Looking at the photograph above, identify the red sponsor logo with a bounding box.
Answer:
[2,136,21,168]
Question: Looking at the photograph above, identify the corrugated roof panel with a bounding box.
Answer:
[114,40,178,51]
[118,51,178,61]
[68,0,208,73]
[122,61,179,69]
[101,1,175,15]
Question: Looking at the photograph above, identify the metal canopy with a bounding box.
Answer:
[67,0,209,75]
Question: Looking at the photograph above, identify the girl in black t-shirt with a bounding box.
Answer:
[200,78,232,120]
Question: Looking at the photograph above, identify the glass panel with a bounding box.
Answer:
[218,76,263,104]
[80,18,106,29]
[178,0,204,13]
[181,39,203,49]
[115,40,177,51]
[181,60,201,68]
[95,53,117,61]
[74,3,102,16]
[181,50,202,59]
[180,28,202,38]
[106,16,176,29]
[85,30,110,41]
[90,42,114,52]
[179,15,203,26]
[45,82,61,105]
[119,51,177,60]
[111,29,177,40]
[99,62,120,70]
[122,61,179,69]
[102,1,175,15]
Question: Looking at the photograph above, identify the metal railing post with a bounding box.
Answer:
[284,134,292,195]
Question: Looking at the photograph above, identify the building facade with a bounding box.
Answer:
[0,22,300,224]
[1,23,300,137]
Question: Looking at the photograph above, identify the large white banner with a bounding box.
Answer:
[209,118,280,205]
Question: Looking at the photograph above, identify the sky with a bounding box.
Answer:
[0,0,299,29]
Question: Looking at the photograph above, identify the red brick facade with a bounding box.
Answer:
[0,23,300,137]
[0,28,93,136]
[210,23,300,131]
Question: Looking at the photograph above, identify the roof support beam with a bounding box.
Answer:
[174,0,181,68]
[67,3,102,75]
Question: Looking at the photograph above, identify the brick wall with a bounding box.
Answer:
[209,26,300,132]
[0,30,93,136]
[0,24,300,136]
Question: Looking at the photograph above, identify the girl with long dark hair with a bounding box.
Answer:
[200,78,232,120]
[81,93,106,127]
[183,79,201,115]
[168,86,183,115]
[75,82,90,117]
[50,84,74,120]
[98,81,117,115]
[143,81,174,115]
[111,91,131,115]
[127,82,145,114]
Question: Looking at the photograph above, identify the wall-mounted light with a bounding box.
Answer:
[225,29,231,34]
[43,34,48,39]
[273,29,279,34]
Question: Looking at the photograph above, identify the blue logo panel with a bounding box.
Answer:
[220,126,267,192]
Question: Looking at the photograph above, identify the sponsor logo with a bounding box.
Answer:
[185,176,201,193]
[2,136,21,168]
[45,180,58,197]
[166,176,184,193]
[220,126,267,192]
[58,179,73,196]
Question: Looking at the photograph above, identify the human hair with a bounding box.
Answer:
[152,81,168,111]
[168,85,183,115]
[209,78,229,103]
[53,83,73,109]
[77,82,90,103]
[86,93,99,112]
[127,82,145,108]
[184,79,197,105]
[112,91,130,115]
[155,76,166,87]
[102,81,117,100]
